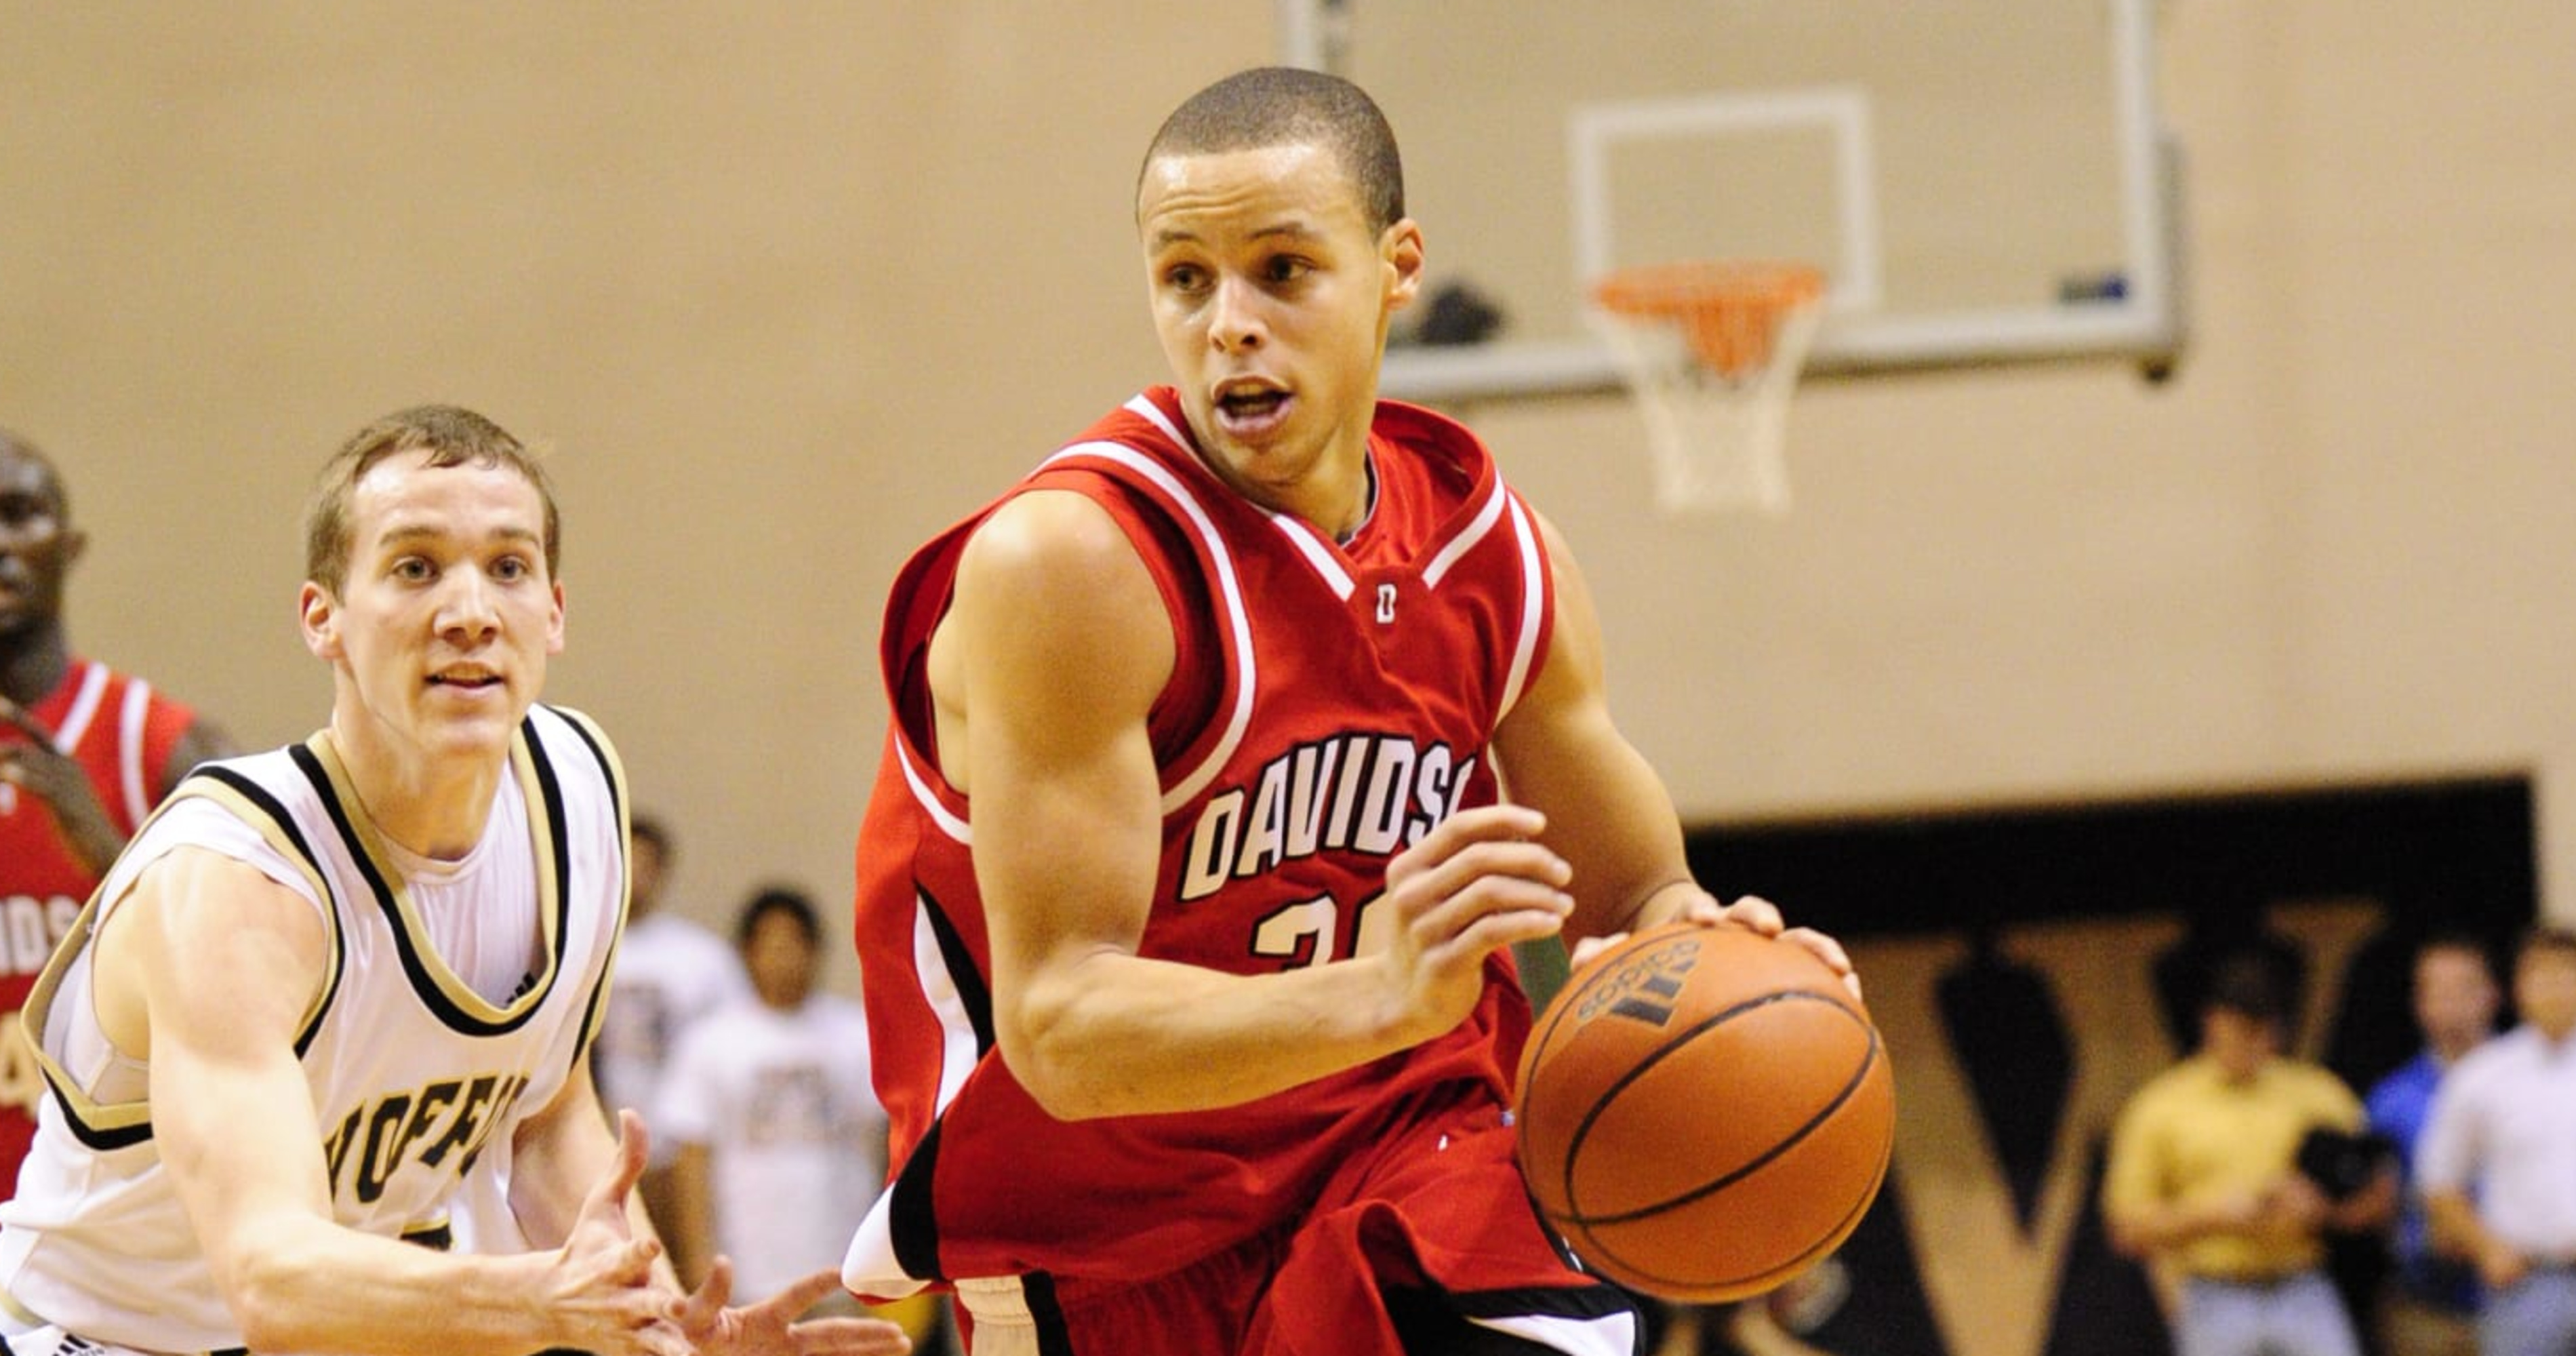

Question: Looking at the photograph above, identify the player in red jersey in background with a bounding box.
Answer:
[0,428,235,1195]
[843,67,1858,1355]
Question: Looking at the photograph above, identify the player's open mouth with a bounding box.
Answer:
[428,670,502,690]
[1215,383,1291,435]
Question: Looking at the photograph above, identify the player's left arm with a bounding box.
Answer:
[511,1055,914,1355]
[508,1050,682,1284]
[1490,509,1853,989]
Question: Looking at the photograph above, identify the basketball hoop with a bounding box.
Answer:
[1588,260,1826,517]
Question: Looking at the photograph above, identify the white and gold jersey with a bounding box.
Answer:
[0,704,627,1355]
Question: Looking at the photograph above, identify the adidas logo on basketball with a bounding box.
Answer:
[1575,934,1704,1028]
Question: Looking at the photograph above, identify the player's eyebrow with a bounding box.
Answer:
[372,522,544,551]
[1150,220,1325,251]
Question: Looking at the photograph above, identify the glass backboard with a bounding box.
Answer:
[1277,0,2186,401]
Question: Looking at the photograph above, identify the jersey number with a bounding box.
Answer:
[1250,892,1392,970]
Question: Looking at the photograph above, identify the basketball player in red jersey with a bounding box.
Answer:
[0,428,235,1195]
[845,68,1857,1355]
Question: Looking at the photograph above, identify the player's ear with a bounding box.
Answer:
[1382,217,1425,313]
[299,580,342,660]
[546,580,566,655]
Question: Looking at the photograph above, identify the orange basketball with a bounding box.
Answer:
[1515,921,1895,1303]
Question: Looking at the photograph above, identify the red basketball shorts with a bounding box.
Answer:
[951,1086,1643,1355]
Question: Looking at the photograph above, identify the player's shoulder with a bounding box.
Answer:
[526,702,618,763]
[954,488,1167,655]
[968,485,1142,577]
[1370,397,1485,460]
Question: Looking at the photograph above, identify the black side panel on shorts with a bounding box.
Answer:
[1390,1283,1645,1356]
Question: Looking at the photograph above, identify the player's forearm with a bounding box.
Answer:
[1002,946,1422,1119]
[1617,878,1720,936]
[1497,720,1700,946]
[215,1213,567,1356]
[508,1088,684,1294]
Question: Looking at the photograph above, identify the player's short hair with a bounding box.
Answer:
[1141,66,1406,235]
[304,404,558,597]
[737,885,821,948]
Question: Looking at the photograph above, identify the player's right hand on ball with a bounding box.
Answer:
[1377,804,1573,1041]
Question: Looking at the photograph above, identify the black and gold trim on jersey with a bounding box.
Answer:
[293,714,579,1037]
[19,765,350,1152]
[402,1216,456,1251]
[547,704,629,1066]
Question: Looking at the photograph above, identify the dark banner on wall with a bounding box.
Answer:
[1651,776,2535,1356]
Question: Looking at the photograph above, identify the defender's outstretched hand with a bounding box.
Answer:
[547,1110,689,1355]
[670,1260,913,1355]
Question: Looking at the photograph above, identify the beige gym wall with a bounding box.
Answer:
[5,0,2571,1012]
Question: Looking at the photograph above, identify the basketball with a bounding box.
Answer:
[1515,921,1895,1303]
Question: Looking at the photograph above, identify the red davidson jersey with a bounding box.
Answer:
[845,388,1554,1294]
[0,659,197,1191]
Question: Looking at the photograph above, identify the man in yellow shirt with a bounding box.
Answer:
[2106,954,2396,1356]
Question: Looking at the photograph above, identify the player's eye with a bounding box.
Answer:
[391,556,435,582]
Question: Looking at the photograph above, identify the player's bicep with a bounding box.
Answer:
[112,850,336,1274]
[946,494,1171,1014]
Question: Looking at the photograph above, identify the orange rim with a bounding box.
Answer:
[1592,261,1826,377]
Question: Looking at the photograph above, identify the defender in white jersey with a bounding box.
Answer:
[0,407,906,1356]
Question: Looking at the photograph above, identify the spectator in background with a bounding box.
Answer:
[2106,953,2395,1356]
[659,887,890,1313]
[2367,933,2502,1356]
[593,812,750,1237]
[0,428,234,1196]
[2419,927,2576,1356]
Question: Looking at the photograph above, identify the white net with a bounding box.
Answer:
[1589,262,1826,517]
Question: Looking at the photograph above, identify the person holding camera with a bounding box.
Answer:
[2105,953,2396,1356]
